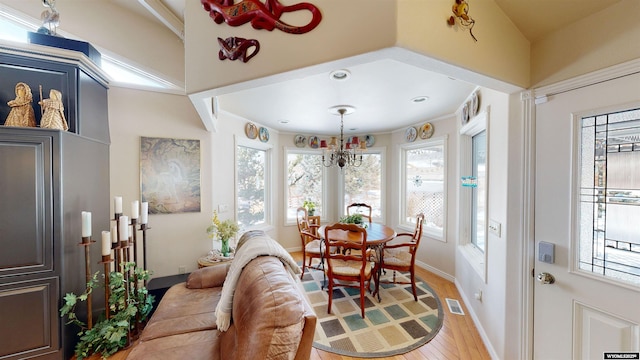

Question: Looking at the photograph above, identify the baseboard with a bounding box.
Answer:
[415,260,455,282]
[454,278,499,360]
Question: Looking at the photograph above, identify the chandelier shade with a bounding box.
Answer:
[321,106,366,169]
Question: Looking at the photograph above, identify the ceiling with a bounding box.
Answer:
[115,0,621,135]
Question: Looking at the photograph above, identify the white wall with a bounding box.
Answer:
[108,87,212,277]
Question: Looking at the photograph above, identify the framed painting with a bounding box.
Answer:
[140,137,201,214]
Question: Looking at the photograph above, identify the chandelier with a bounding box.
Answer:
[321,106,367,169]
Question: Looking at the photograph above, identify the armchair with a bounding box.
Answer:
[375,213,424,301]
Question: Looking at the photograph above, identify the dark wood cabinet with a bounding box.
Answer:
[0,41,110,360]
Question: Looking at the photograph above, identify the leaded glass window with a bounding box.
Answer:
[579,108,640,286]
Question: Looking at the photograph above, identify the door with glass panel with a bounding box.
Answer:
[534,72,640,359]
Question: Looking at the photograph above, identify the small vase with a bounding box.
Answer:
[221,238,230,257]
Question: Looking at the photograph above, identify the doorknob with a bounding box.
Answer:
[537,272,555,284]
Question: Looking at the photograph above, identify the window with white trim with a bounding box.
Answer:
[400,137,447,240]
[285,149,325,223]
[459,110,488,278]
[236,139,271,228]
[341,151,384,220]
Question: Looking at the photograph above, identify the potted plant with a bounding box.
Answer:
[339,213,364,225]
[207,210,240,257]
[302,199,317,216]
[60,262,153,360]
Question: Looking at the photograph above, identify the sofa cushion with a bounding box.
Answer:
[127,329,220,360]
[186,263,230,289]
[140,283,221,341]
[219,256,307,359]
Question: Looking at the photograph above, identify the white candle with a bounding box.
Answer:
[101,231,111,256]
[119,216,129,241]
[82,211,91,237]
[140,202,149,224]
[114,196,123,214]
[111,223,117,243]
[131,200,139,219]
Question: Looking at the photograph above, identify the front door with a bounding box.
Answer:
[534,71,640,360]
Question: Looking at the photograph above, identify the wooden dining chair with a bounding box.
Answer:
[374,213,425,301]
[323,223,373,318]
[346,202,373,222]
[297,207,323,278]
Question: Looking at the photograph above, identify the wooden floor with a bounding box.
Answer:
[79,251,491,360]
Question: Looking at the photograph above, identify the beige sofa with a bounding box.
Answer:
[127,254,316,359]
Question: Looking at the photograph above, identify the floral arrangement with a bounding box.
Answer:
[302,199,316,215]
[206,210,239,240]
[206,211,239,257]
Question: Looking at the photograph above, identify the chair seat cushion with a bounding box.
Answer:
[327,259,372,277]
[304,239,322,254]
[382,249,412,267]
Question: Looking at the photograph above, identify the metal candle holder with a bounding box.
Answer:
[79,236,95,329]
[99,254,114,319]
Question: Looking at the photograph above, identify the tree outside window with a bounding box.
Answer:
[343,153,382,218]
[237,145,266,227]
[286,152,323,220]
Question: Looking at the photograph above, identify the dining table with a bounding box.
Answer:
[318,222,397,301]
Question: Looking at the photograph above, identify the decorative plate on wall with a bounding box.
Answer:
[419,122,434,139]
[294,134,306,147]
[461,102,470,125]
[470,91,479,117]
[308,135,320,149]
[405,126,417,142]
[245,122,258,139]
[365,134,375,147]
[259,127,269,142]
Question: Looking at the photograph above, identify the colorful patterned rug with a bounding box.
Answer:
[301,267,444,357]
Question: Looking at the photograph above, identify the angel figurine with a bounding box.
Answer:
[39,89,69,131]
[4,82,37,128]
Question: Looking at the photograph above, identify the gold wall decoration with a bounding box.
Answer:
[447,0,477,42]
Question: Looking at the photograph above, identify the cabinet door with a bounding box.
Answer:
[0,133,53,276]
[0,277,60,359]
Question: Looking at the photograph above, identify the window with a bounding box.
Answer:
[236,138,272,229]
[285,150,325,223]
[342,152,383,220]
[459,109,488,279]
[578,107,640,287]
[400,137,446,240]
[471,130,486,252]
[0,12,179,91]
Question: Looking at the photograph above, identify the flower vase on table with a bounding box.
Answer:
[220,238,231,257]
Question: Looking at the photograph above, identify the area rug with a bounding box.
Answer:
[301,267,444,358]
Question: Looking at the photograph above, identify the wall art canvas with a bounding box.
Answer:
[140,136,201,214]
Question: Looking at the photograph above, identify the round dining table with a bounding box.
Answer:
[318,222,397,301]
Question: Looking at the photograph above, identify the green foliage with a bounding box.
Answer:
[339,213,364,224]
[302,199,316,212]
[60,262,154,360]
[206,210,239,240]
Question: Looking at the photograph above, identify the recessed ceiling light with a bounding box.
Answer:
[329,69,351,81]
[411,96,429,103]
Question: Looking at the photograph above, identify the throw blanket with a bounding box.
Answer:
[215,230,301,331]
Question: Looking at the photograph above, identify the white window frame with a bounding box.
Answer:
[283,147,328,226]
[458,110,489,281]
[399,136,448,241]
[235,136,273,231]
[338,147,386,223]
